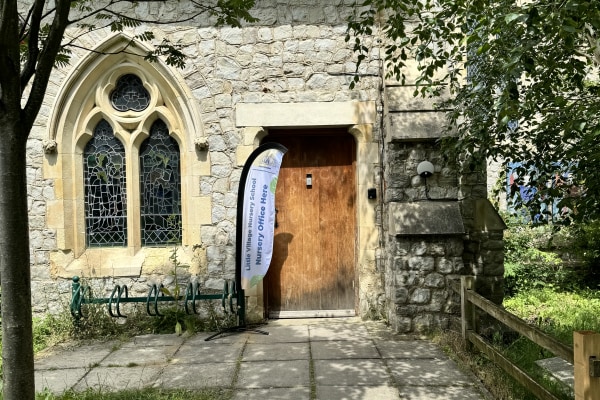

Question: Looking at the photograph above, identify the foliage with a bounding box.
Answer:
[502,214,600,295]
[503,220,568,295]
[572,219,600,269]
[159,244,189,335]
[347,0,600,223]
[504,288,600,342]
[32,313,74,353]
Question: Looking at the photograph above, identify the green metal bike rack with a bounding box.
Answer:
[70,276,239,320]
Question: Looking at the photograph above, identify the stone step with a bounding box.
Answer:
[535,357,574,392]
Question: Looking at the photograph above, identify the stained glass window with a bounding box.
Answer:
[84,119,127,247]
[110,74,150,112]
[140,119,182,245]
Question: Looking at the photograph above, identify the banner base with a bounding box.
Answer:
[204,324,269,341]
[268,309,356,319]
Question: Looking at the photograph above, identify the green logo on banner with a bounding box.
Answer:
[250,274,265,288]
[270,177,278,194]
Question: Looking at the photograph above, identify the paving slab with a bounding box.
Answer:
[309,323,371,342]
[35,342,115,369]
[245,324,310,343]
[387,359,475,386]
[33,318,490,398]
[397,385,486,399]
[171,341,244,364]
[311,340,380,359]
[35,367,88,394]
[236,359,310,388]
[127,333,185,347]
[186,331,249,345]
[535,357,574,389]
[313,359,391,386]
[243,342,310,361]
[374,339,447,359]
[74,365,163,391]
[316,384,400,400]
[100,345,176,367]
[159,362,236,389]
[233,387,311,400]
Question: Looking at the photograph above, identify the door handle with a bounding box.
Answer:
[275,208,279,228]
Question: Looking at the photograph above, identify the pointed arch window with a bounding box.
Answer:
[82,74,183,250]
[140,119,182,245]
[48,43,205,277]
[83,119,127,247]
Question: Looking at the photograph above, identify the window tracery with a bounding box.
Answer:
[110,74,151,112]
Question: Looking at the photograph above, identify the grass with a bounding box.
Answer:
[503,288,600,343]
[36,388,232,400]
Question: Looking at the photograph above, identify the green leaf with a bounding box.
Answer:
[505,13,526,24]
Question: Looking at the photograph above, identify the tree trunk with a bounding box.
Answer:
[0,115,35,400]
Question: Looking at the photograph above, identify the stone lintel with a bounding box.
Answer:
[235,101,376,127]
[387,111,452,142]
[385,86,450,112]
[389,201,465,236]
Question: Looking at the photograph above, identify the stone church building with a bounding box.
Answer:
[26,0,505,333]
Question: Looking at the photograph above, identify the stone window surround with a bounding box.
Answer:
[44,34,206,278]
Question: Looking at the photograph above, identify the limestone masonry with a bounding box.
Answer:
[25,0,505,333]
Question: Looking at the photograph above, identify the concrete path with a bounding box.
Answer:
[35,317,491,399]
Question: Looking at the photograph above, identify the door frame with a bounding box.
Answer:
[234,101,379,321]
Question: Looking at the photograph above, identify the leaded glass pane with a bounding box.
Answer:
[140,119,182,245]
[110,74,150,112]
[84,119,127,247]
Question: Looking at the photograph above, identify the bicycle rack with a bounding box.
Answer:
[70,276,238,320]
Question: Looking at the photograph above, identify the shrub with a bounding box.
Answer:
[502,213,600,296]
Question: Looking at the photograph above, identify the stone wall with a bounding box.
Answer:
[386,236,464,333]
[381,67,506,331]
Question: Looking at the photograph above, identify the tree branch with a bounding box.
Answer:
[18,4,33,41]
[20,0,45,91]
[68,0,215,27]
[21,0,71,133]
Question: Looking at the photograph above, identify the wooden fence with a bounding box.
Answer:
[454,276,600,400]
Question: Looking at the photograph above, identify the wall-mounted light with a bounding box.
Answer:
[417,160,434,200]
[417,161,434,178]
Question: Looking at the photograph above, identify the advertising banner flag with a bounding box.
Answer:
[237,143,287,291]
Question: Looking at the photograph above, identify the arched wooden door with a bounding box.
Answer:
[263,130,356,317]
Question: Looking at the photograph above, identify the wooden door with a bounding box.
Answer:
[264,130,356,317]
